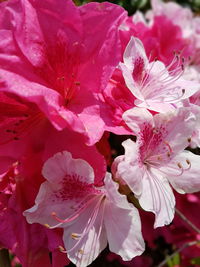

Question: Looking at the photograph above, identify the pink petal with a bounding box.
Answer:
[42,151,94,184]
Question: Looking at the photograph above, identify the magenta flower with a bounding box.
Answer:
[119,37,199,112]
[24,151,145,266]
[0,0,126,144]
[113,107,200,227]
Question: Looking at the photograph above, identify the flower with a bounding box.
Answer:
[24,151,145,266]
[113,107,200,227]
[0,0,126,144]
[119,37,199,112]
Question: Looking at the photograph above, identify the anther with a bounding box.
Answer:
[78,249,84,254]
[74,81,80,85]
[187,137,191,143]
[177,162,183,169]
[167,152,171,157]
[44,224,50,228]
[59,246,65,251]
[13,137,19,140]
[182,89,185,94]
[186,159,191,165]
[71,233,79,240]
[58,246,67,253]
[57,76,65,81]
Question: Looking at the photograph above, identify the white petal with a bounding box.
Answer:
[123,107,153,133]
[104,202,145,261]
[154,107,196,155]
[63,198,107,267]
[119,62,144,100]
[123,37,148,70]
[138,168,175,228]
[162,151,200,194]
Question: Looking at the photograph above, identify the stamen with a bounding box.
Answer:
[74,81,80,86]
[167,152,171,157]
[186,159,190,165]
[50,194,101,228]
[163,140,173,153]
[78,249,84,255]
[44,224,50,228]
[58,246,67,253]
[71,233,80,240]
[177,162,183,169]
[64,195,105,254]
[184,159,191,171]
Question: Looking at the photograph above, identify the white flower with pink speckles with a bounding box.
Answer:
[23,151,145,267]
[113,107,200,227]
[119,37,199,112]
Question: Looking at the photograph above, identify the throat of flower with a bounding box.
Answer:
[1,111,44,145]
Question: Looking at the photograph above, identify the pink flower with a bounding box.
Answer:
[120,13,193,68]
[0,160,65,267]
[0,92,106,185]
[24,151,145,266]
[119,37,199,112]
[113,107,200,227]
[0,0,126,144]
[101,69,136,135]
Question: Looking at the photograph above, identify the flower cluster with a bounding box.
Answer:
[0,0,200,266]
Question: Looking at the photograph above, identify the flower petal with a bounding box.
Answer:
[42,151,94,184]
[104,201,145,261]
[123,107,153,134]
[102,172,145,260]
[63,197,107,267]
[138,168,175,228]
[162,151,200,194]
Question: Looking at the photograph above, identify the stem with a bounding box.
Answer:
[157,240,198,267]
[0,249,11,267]
[175,208,200,234]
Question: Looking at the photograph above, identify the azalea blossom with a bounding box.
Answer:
[119,37,199,112]
[0,0,126,145]
[113,107,200,227]
[24,151,145,267]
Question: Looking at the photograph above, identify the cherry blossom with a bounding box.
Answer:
[24,151,145,266]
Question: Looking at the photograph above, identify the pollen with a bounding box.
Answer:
[71,233,79,240]
[58,246,67,253]
[74,81,80,85]
[78,249,84,254]
[177,162,183,169]
[44,224,50,228]
[167,152,171,157]
[186,159,191,165]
